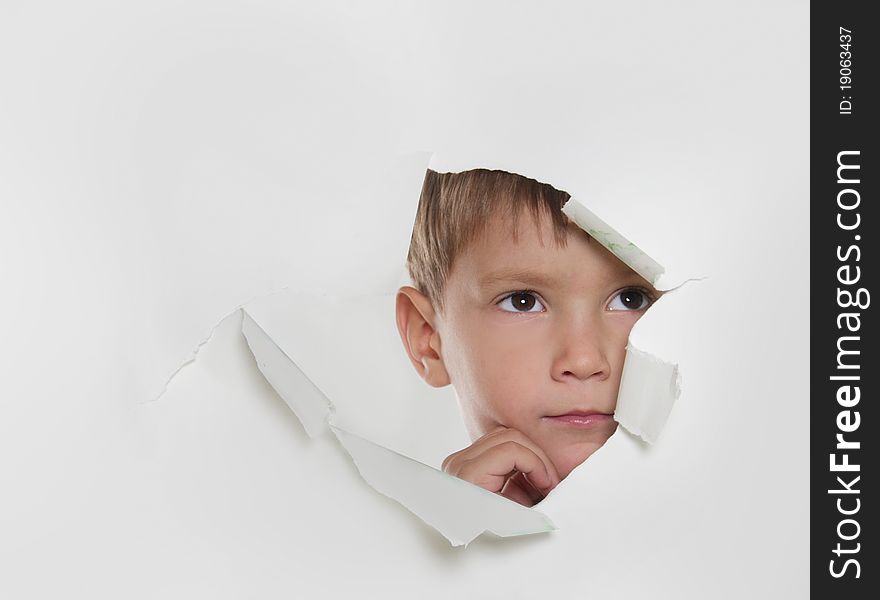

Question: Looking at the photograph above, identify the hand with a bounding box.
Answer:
[441,427,560,507]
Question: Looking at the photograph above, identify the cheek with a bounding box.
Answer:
[453,316,548,418]
[606,316,640,370]
[607,312,655,394]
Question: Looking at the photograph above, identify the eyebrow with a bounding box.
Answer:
[478,268,563,290]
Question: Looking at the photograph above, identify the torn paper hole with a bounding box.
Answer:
[210,161,693,546]
[241,305,555,546]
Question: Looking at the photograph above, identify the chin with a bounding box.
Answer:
[553,435,616,480]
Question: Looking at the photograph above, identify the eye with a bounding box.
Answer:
[497,291,546,313]
[607,288,652,311]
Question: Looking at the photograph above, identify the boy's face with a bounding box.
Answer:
[433,212,656,480]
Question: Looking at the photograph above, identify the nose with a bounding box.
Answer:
[551,314,611,382]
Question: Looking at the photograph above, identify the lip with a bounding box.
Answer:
[543,411,614,428]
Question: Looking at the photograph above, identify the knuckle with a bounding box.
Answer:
[455,459,481,482]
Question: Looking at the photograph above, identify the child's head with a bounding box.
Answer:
[396,169,656,479]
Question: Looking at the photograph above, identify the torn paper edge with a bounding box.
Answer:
[240,306,555,546]
[241,309,333,438]
[147,287,295,404]
[561,197,665,287]
[145,308,238,405]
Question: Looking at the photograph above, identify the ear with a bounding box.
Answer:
[395,286,451,388]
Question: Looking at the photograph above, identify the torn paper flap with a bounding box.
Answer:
[561,197,665,287]
[331,424,555,547]
[241,309,332,438]
[615,345,680,444]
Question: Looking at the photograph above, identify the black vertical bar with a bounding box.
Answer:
[812,2,877,596]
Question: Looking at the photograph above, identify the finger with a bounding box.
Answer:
[500,474,537,507]
[511,471,549,504]
[441,431,505,471]
[448,428,561,491]
[441,428,511,473]
[501,471,544,506]
[493,430,561,489]
[455,441,555,492]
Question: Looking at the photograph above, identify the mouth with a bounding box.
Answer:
[543,410,615,428]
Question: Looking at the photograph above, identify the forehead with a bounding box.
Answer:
[450,210,646,292]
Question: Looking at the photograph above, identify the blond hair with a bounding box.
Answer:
[406,169,572,312]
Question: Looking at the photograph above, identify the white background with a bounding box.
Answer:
[1,1,808,598]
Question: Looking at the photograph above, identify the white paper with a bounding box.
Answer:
[2,2,809,596]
